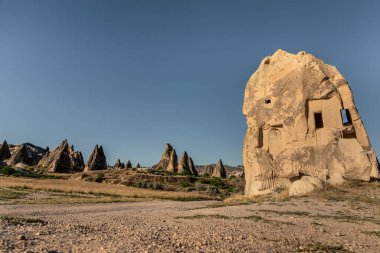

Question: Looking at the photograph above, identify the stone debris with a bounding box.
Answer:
[242,49,380,195]
[84,145,107,171]
[38,140,84,173]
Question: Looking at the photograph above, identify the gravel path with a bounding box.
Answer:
[1,199,379,252]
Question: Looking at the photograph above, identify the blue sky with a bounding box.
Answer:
[0,0,379,166]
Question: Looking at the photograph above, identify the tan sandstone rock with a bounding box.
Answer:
[242,49,379,195]
[212,159,227,178]
[84,145,107,171]
[289,176,323,196]
[38,140,84,173]
[153,143,178,172]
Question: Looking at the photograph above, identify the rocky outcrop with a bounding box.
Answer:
[114,159,125,169]
[84,145,107,171]
[166,149,177,172]
[136,163,141,168]
[212,159,226,178]
[289,176,323,197]
[242,50,380,195]
[177,151,198,176]
[0,140,11,161]
[8,143,47,167]
[177,152,192,175]
[203,165,214,177]
[38,140,84,173]
[153,143,178,172]
[188,157,198,176]
[126,160,132,169]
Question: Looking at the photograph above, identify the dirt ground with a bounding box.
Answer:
[1,195,379,253]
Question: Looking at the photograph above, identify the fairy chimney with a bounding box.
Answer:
[242,50,379,195]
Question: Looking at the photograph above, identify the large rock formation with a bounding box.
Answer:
[85,145,107,171]
[212,159,227,178]
[188,157,198,176]
[0,140,11,161]
[38,140,84,173]
[177,151,192,175]
[177,151,198,176]
[125,160,132,169]
[242,49,380,195]
[166,149,177,172]
[113,159,125,169]
[8,143,48,167]
[153,143,178,172]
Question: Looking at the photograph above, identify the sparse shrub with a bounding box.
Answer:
[136,181,148,188]
[181,181,192,188]
[151,183,164,190]
[210,178,224,189]
[95,173,105,183]
[209,185,220,194]
[0,166,15,175]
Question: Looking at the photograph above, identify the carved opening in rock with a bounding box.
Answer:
[265,99,271,104]
[314,112,324,129]
[341,109,352,126]
[258,127,264,148]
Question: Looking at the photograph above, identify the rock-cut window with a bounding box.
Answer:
[314,112,324,129]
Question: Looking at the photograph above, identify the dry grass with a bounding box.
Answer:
[0,177,215,202]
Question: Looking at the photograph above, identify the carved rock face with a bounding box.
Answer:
[242,50,379,195]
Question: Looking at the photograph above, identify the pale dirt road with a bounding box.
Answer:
[1,198,379,253]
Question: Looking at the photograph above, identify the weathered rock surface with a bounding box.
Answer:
[177,152,192,175]
[166,149,177,172]
[289,176,323,196]
[113,159,125,169]
[242,49,380,195]
[153,143,178,172]
[212,159,227,178]
[84,145,107,171]
[38,140,84,173]
[0,140,11,161]
[7,143,47,167]
[188,157,198,176]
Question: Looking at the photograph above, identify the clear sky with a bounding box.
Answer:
[0,0,379,166]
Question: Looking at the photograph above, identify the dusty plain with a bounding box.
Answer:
[0,177,379,253]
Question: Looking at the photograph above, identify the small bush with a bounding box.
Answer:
[0,166,15,175]
[152,183,164,190]
[95,173,105,183]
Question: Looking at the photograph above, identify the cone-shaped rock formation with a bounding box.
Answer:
[212,159,226,178]
[188,157,198,176]
[125,160,132,169]
[153,143,178,171]
[114,159,125,169]
[85,145,107,171]
[177,151,192,175]
[38,140,84,173]
[0,140,11,161]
